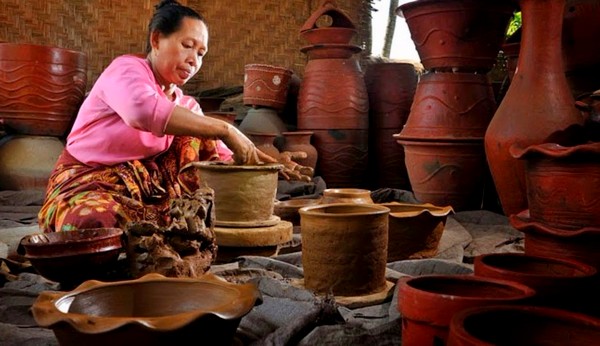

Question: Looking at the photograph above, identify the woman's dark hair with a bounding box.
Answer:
[145,0,206,53]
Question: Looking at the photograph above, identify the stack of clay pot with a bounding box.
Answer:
[194,161,293,263]
[239,63,293,141]
[394,0,516,211]
[297,0,369,188]
[0,43,87,191]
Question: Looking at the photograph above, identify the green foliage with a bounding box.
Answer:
[506,11,522,38]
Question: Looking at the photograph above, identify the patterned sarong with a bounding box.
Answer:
[38,136,220,232]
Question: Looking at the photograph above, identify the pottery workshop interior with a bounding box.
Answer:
[1,0,600,345]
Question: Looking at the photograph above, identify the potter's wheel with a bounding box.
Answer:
[215,215,281,228]
[290,279,396,309]
[214,220,293,247]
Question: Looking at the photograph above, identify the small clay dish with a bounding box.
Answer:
[18,228,124,287]
[32,273,262,346]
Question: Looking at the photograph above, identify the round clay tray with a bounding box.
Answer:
[215,215,281,228]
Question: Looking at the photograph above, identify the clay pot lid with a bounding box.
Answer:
[379,202,454,218]
[192,161,284,172]
[32,272,262,334]
[300,0,356,33]
[510,210,600,238]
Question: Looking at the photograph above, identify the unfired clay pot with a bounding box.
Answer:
[398,274,535,346]
[194,162,283,225]
[321,188,373,204]
[299,203,390,296]
[31,273,261,346]
[447,305,600,346]
[380,202,453,262]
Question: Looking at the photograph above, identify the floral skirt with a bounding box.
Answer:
[38,136,220,232]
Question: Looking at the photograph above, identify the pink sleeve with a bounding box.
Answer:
[97,58,174,136]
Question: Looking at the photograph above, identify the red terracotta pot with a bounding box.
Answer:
[510,210,600,272]
[246,132,280,160]
[0,43,87,137]
[243,64,293,111]
[394,137,487,211]
[447,305,600,346]
[370,128,411,190]
[299,27,357,45]
[397,0,516,72]
[510,141,600,230]
[400,72,497,140]
[474,252,597,314]
[398,274,535,346]
[484,0,584,217]
[281,131,318,170]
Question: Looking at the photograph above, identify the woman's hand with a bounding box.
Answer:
[222,125,277,165]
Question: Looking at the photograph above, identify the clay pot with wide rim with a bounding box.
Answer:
[273,198,321,226]
[510,141,600,230]
[396,0,516,72]
[243,64,293,111]
[380,202,454,262]
[321,188,373,204]
[484,0,585,217]
[31,273,262,346]
[299,203,390,296]
[0,43,87,136]
[474,252,597,314]
[398,274,536,346]
[194,162,283,225]
[447,305,600,346]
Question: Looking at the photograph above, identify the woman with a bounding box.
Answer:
[38,0,275,232]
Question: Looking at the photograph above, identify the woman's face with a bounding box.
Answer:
[150,17,208,87]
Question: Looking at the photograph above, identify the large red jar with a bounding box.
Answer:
[0,43,87,137]
[484,0,584,217]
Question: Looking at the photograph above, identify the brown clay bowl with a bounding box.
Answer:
[321,188,373,204]
[299,27,357,45]
[273,198,321,226]
[18,228,124,287]
[32,273,262,346]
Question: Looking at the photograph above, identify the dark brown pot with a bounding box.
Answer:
[484,0,584,217]
[397,0,516,72]
[243,64,293,111]
[400,72,497,140]
[246,132,280,160]
[447,305,600,346]
[510,141,600,230]
[474,252,597,314]
[398,275,535,346]
[281,131,318,170]
[394,137,487,211]
[299,203,389,296]
[0,43,87,137]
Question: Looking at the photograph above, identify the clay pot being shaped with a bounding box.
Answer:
[398,274,536,346]
[380,202,453,262]
[243,64,293,111]
[484,0,584,217]
[321,188,373,204]
[510,141,600,230]
[397,0,516,72]
[447,305,600,346]
[281,131,318,170]
[299,203,390,296]
[17,228,124,289]
[31,273,262,346]
[194,162,283,226]
[0,43,87,136]
[474,252,597,314]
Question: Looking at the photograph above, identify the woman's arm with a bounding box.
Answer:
[165,105,275,165]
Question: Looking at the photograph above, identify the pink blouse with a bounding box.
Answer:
[66,55,232,166]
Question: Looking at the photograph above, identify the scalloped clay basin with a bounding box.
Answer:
[32,273,262,346]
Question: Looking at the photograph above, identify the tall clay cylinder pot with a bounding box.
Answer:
[364,62,417,190]
[398,275,536,346]
[0,43,87,137]
[484,0,584,217]
[299,203,389,296]
[281,131,318,170]
[297,50,369,188]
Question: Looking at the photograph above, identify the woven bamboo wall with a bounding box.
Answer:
[0,0,372,94]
